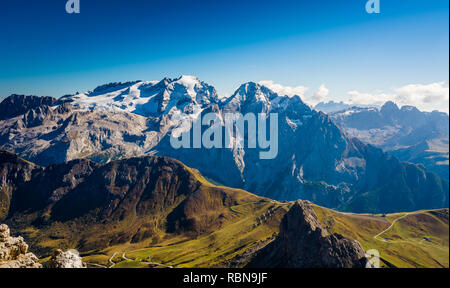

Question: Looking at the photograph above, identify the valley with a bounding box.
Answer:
[78,205,449,268]
[1,78,448,214]
[313,206,449,268]
[1,0,448,273]
[1,150,447,268]
[330,102,449,180]
[0,77,448,269]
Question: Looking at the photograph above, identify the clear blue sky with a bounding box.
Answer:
[0,0,448,106]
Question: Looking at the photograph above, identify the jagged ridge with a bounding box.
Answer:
[0,77,448,213]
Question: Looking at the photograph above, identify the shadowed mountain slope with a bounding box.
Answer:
[0,151,448,268]
[0,150,261,255]
[331,101,449,180]
[0,78,448,213]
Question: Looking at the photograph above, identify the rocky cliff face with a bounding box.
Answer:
[331,101,449,180]
[0,151,261,254]
[247,201,369,268]
[0,224,42,268]
[0,102,157,167]
[0,78,448,213]
[0,94,56,121]
[0,150,36,219]
[156,83,448,213]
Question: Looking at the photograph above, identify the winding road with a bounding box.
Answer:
[374,213,411,242]
[108,252,119,268]
[105,251,173,268]
[140,255,173,268]
[372,212,446,252]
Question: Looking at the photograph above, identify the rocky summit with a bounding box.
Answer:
[0,224,41,268]
[0,77,448,214]
[0,94,57,121]
[331,101,449,180]
[247,201,369,268]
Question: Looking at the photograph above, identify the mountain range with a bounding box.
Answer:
[0,76,448,213]
[314,101,356,113]
[1,151,448,268]
[0,150,265,254]
[331,102,449,180]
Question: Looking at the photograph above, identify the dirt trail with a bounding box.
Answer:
[85,262,108,268]
[374,213,411,242]
[107,251,173,268]
[340,213,389,224]
[108,252,119,268]
[373,212,447,252]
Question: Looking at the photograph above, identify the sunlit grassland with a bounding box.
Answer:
[313,205,449,268]
[81,203,448,268]
[82,200,290,268]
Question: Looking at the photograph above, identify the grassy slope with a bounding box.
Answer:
[81,170,291,268]
[82,202,289,268]
[82,195,448,268]
[313,205,449,268]
[3,153,447,268]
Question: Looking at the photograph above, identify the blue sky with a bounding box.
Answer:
[0,0,448,111]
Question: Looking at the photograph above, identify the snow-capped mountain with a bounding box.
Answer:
[331,101,449,180]
[314,101,354,113]
[0,77,448,213]
[62,75,219,116]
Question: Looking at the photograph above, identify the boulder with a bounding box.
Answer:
[0,224,42,268]
[46,249,86,268]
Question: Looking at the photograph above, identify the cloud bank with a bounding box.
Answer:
[258,80,309,100]
[259,80,329,106]
[312,84,330,103]
[258,80,449,113]
[347,82,449,113]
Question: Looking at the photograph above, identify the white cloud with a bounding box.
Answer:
[347,90,392,107]
[394,82,449,110]
[312,84,329,103]
[258,80,449,113]
[259,80,331,106]
[258,80,309,99]
[346,82,449,113]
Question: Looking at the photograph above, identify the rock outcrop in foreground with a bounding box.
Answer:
[247,201,370,268]
[0,224,42,268]
[45,249,86,268]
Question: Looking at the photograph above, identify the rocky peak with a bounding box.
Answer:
[221,82,278,113]
[0,94,57,120]
[45,249,86,268]
[380,101,399,115]
[165,75,219,110]
[271,94,312,117]
[0,224,42,268]
[237,82,278,102]
[247,201,369,268]
[400,105,420,113]
[65,76,218,116]
[315,101,353,113]
[91,81,143,96]
[221,82,312,116]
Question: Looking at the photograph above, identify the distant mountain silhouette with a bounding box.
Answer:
[331,101,449,180]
